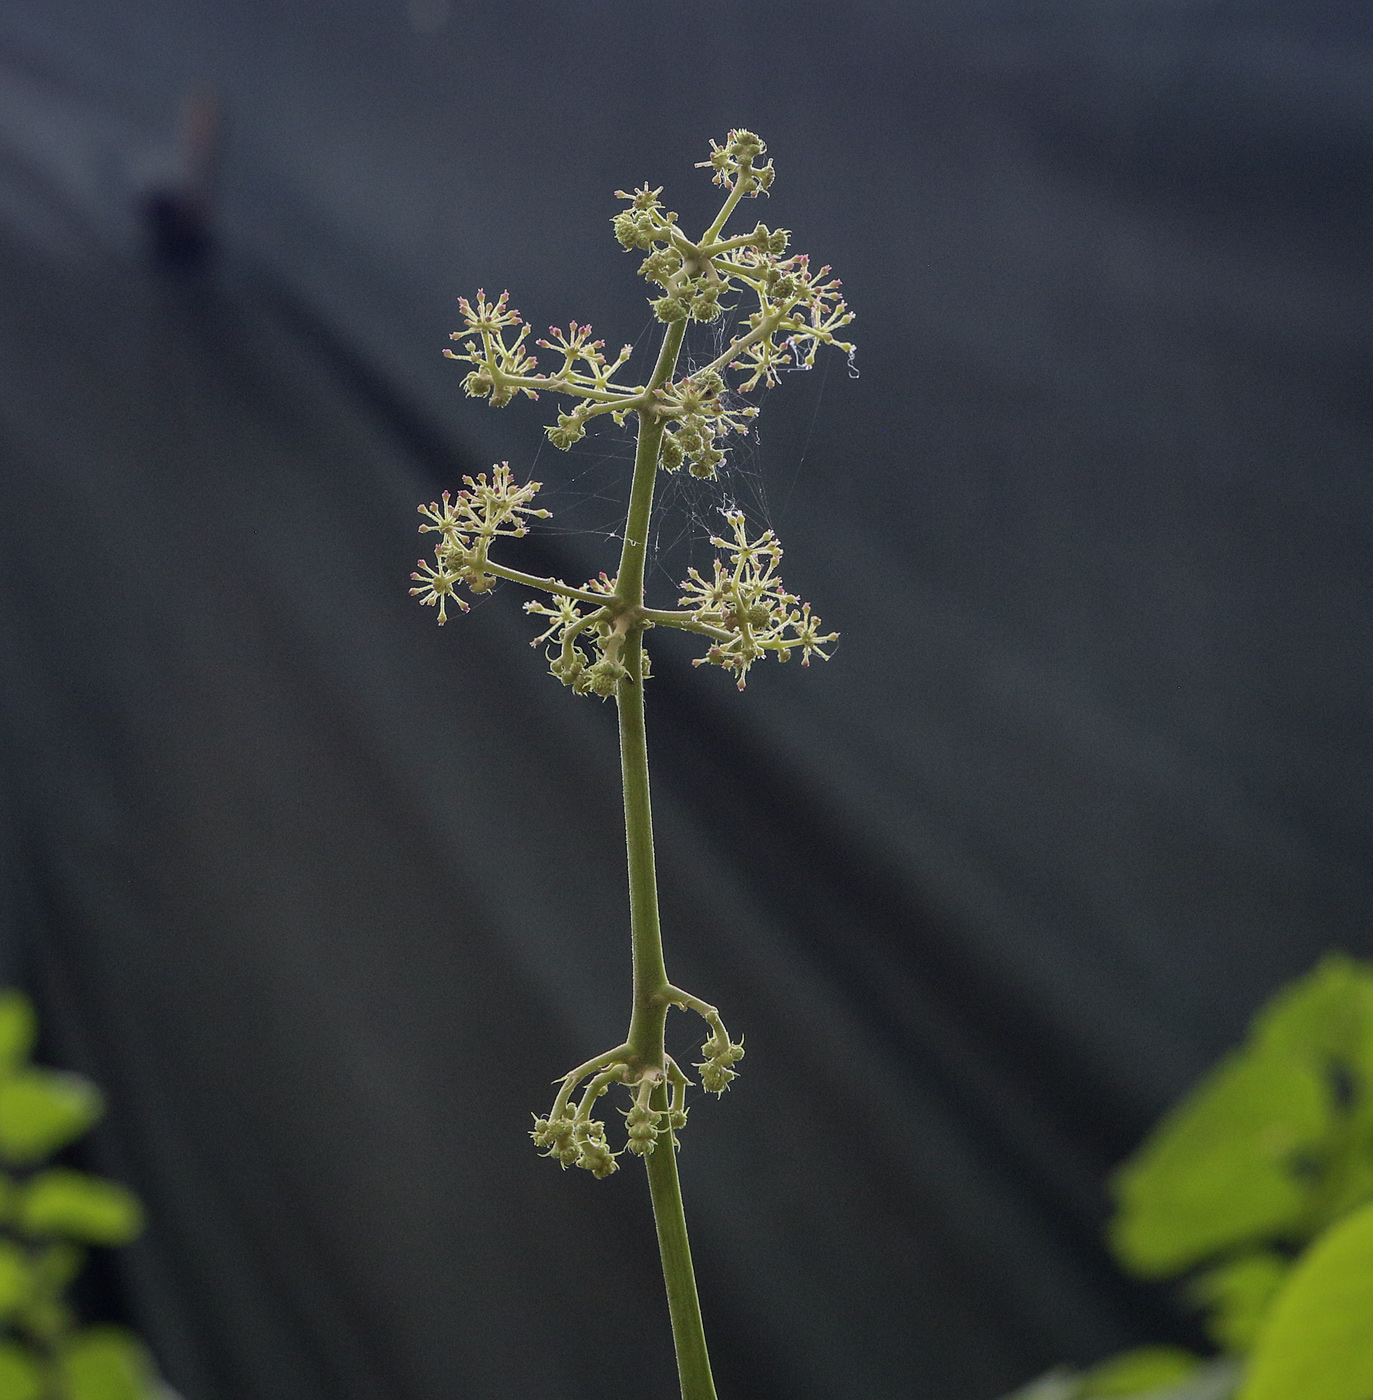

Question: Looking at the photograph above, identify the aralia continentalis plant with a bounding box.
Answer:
[409,131,854,1400]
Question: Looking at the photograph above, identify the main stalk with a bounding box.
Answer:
[613,320,718,1400]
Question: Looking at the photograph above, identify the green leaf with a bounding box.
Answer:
[1109,956,1373,1276]
[1255,956,1373,1153]
[0,1340,45,1400]
[0,1239,32,1318]
[1109,1045,1333,1275]
[18,1170,143,1245]
[58,1327,157,1400]
[998,1369,1081,1399]
[1254,956,1373,1071]
[0,995,37,1077]
[1187,1249,1289,1353]
[0,1070,103,1165]
[1239,1201,1373,1400]
[1079,1346,1201,1396]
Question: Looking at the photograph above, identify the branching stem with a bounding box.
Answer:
[417,133,853,1400]
[611,312,718,1400]
[479,559,613,605]
[641,607,734,643]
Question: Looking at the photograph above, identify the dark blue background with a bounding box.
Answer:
[1,3,1370,1396]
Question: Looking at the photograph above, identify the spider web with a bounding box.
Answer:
[520,302,834,610]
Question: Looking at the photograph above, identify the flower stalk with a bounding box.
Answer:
[409,131,852,1399]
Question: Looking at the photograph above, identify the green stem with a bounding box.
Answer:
[616,623,718,1400]
[612,314,717,1400]
[616,320,687,604]
[615,315,686,1058]
[641,607,733,643]
[618,626,670,1065]
[477,559,610,605]
[702,171,752,245]
[645,1081,719,1400]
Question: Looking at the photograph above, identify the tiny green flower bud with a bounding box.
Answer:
[726,129,764,162]
[652,295,689,323]
[582,1148,618,1179]
[547,410,588,450]
[639,249,681,286]
[675,425,704,457]
[623,1099,662,1156]
[659,432,685,473]
[573,1118,619,1177]
[462,369,492,399]
[690,287,722,322]
[611,207,661,250]
[612,211,639,248]
[754,224,789,255]
[586,658,628,696]
[699,1062,737,1095]
[695,1030,744,1094]
[688,442,723,479]
[530,1113,580,1164]
[550,652,587,688]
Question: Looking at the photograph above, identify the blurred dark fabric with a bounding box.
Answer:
[1,3,1371,1398]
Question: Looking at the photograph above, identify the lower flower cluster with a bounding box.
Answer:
[531,996,743,1179]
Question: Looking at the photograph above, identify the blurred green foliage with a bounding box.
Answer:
[1240,1200,1373,1400]
[0,991,159,1400]
[1003,955,1373,1400]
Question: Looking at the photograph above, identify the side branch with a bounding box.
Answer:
[480,560,612,606]
[641,608,733,642]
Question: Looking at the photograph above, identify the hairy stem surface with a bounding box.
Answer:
[618,626,669,1066]
[613,319,718,1400]
[644,1080,718,1400]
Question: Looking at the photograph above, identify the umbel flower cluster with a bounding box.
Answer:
[413,129,846,696]
[529,991,745,1179]
[439,128,853,480]
[411,131,852,1177]
[410,463,550,623]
